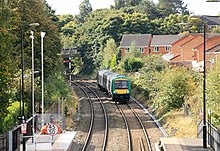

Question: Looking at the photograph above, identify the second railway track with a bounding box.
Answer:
[72,81,108,151]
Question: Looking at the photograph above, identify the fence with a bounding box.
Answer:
[8,116,36,151]
[35,113,66,132]
[0,134,6,151]
[197,120,220,151]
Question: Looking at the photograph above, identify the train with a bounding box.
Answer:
[97,69,131,103]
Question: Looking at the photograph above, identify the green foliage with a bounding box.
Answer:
[206,66,220,129]
[211,26,220,33]
[158,0,189,17]
[110,54,117,71]
[137,55,168,99]
[100,38,117,69]
[154,68,193,111]
[0,0,69,133]
[114,0,143,9]
[129,57,144,72]
[77,0,93,23]
[3,101,20,132]
[45,71,70,108]
[160,14,184,34]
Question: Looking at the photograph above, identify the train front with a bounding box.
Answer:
[112,76,130,102]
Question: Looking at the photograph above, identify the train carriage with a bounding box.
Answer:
[97,69,131,103]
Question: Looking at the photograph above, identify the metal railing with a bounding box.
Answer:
[197,120,220,151]
[8,116,36,151]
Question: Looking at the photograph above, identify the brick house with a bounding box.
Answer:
[170,34,198,62]
[150,35,183,55]
[120,34,152,57]
[193,35,220,62]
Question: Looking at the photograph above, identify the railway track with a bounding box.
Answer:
[71,78,167,151]
[72,81,108,151]
[117,103,152,151]
[85,81,155,151]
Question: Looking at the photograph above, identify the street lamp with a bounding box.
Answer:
[203,23,207,148]
[19,22,39,151]
[41,31,46,126]
[29,23,39,144]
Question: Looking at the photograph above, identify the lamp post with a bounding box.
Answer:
[19,22,39,151]
[203,23,207,148]
[41,32,46,126]
[29,23,39,144]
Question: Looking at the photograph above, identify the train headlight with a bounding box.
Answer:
[113,91,117,94]
[126,91,130,94]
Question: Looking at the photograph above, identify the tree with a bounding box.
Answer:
[0,0,16,133]
[137,0,162,19]
[206,66,220,129]
[100,38,117,69]
[158,0,189,17]
[77,0,93,22]
[0,0,65,133]
[114,0,143,9]
[153,67,195,112]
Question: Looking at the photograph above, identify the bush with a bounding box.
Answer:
[124,57,143,72]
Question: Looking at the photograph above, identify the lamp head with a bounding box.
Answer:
[29,23,40,27]
[41,32,46,38]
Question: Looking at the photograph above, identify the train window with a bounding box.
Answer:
[121,81,128,88]
[114,80,128,89]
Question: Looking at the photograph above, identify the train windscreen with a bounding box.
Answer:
[114,80,128,89]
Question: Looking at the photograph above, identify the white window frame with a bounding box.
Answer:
[125,48,130,53]
[154,47,159,52]
[165,46,170,51]
[140,48,144,53]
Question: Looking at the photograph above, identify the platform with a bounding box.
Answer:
[22,131,76,151]
[155,138,211,151]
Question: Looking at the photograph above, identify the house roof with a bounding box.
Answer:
[206,43,220,52]
[201,15,220,26]
[179,35,203,47]
[151,35,184,46]
[120,34,151,47]
[171,34,196,46]
[193,35,220,51]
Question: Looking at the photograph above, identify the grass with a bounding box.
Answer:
[161,109,197,138]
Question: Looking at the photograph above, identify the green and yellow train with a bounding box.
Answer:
[97,70,131,103]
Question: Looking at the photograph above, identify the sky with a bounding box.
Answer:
[46,0,220,16]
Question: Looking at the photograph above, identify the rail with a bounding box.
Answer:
[116,104,132,151]
[87,86,108,151]
[127,103,152,151]
[72,82,94,151]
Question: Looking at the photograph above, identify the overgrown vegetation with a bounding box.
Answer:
[0,0,72,133]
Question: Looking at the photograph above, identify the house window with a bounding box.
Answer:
[125,48,130,53]
[140,48,144,53]
[154,47,159,52]
[165,47,170,51]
